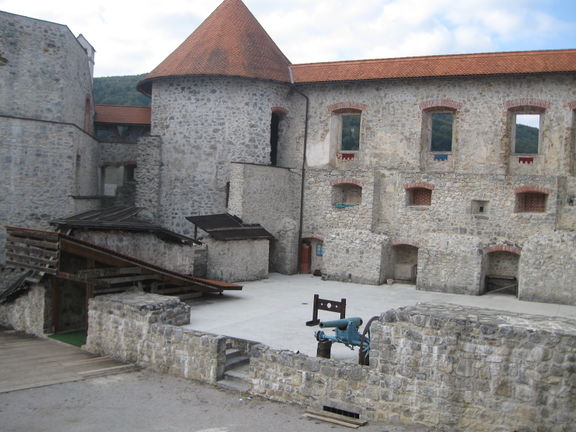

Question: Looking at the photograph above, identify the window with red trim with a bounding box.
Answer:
[408,188,432,206]
[516,192,546,213]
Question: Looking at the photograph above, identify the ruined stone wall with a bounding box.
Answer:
[0,284,45,336]
[519,231,576,305]
[72,230,200,274]
[251,303,576,431]
[85,292,226,383]
[150,76,303,236]
[203,237,269,283]
[302,74,575,176]
[0,11,94,129]
[228,163,301,274]
[322,229,390,284]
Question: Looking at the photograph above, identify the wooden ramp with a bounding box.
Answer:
[0,330,136,394]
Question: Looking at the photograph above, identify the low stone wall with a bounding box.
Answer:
[251,304,576,431]
[85,292,227,383]
[84,293,576,431]
[0,284,45,336]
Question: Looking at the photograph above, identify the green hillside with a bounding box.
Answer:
[93,74,150,107]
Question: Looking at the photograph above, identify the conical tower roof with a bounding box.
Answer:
[138,0,291,94]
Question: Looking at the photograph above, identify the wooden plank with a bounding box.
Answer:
[95,274,161,286]
[7,235,59,250]
[6,251,57,266]
[77,266,143,278]
[305,410,366,427]
[5,244,59,258]
[177,292,203,300]
[6,229,59,242]
[93,287,128,295]
[5,260,57,275]
[303,413,360,429]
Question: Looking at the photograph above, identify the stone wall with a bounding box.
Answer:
[0,284,45,336]
[303,74,575,176]
[203,237,269,283]
[0,11,94,129]
[135,135,163,220]
[150,76,303,236]
[0,117,100,262]
[322,229,390,284]
[251,303,576,431]
[85,292,226,383]
[0,12,99,262]
[519,231,576,305]
[417,233,484,295]
[228,163,301,274]
[72,230,200,275]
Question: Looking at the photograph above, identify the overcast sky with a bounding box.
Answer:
[1,0,575,77]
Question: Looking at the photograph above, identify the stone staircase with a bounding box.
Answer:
[216,347,251,392]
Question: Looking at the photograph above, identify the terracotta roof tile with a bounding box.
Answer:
[95,105,151,125]
[291,49,576,83]
[138,0,291,94]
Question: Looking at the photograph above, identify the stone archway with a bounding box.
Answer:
[392,243,419,283]
[484,248,520,296]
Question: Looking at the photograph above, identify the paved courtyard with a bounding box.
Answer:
[185,273,576,361]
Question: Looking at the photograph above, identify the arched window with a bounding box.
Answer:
[405,182,435,206]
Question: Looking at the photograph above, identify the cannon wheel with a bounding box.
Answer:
[358,316,379,365]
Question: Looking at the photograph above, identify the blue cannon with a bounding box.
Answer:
[315,317,374,364]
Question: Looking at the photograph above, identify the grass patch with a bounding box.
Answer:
[49,331,87,347]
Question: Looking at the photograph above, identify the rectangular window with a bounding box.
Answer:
[430,112,453,152]
[341,114,361,151]
[514,114,540,154]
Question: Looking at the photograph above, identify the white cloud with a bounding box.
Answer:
[0,0,572,76]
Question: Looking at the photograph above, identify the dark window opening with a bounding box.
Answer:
[225,182,230,208]
[270,113,280,166]
[430,112,453,152]
[341,114,361,151]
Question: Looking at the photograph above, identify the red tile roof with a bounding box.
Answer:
[95,105,151,125]
[137,0,576,93]
[290,49,576,83]
[138,0,291,94]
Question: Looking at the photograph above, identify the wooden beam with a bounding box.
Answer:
[76,267,143,279]
[7,235,59,250]
[6,229,59,242]
[93,287,128,295]
[94,274,161,286]
[53,278,61,333]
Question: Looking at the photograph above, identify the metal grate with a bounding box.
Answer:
[323,406,360,419]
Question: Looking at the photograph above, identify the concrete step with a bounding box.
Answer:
[217,363,251,393]
[224,354,249,371]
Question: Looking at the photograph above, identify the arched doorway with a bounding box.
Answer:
[484,251,519,296]
[392,244,419,283]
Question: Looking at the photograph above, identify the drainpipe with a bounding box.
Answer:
[289,80,309,273]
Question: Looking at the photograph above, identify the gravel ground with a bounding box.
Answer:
[0,370,432,432]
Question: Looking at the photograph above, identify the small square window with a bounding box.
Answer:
[471,200,489,215]
[408,188,432,206]
[514,113,540,154]
[341,114,361,151]
[430,112,454,152]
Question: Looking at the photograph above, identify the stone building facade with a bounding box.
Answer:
[1,0,576,304]
[0,11,100,262]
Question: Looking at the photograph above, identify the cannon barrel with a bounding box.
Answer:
[319,317,363,330]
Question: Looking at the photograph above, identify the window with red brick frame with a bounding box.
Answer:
[516,192,546,213]
[408,188,432,206]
